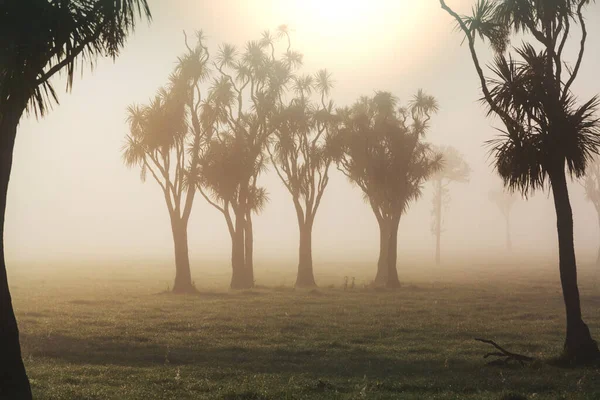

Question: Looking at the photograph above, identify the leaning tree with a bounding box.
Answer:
[430,146,470,264]
[123,33,213,293]
[581,156,600,266]
[196,27,297,289]
[268,70,336,288]
[334,91,442,288]
[0,1,151,397]
[489,189,517,251]
[440,0,600,362]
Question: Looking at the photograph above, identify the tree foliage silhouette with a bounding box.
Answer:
[430,146,470,265]
[440,0,600,362]
[196,27,296,289]
[0,1,151,397]
[123,32,211,294]
[333,91,442,288]
[268,69,336,288]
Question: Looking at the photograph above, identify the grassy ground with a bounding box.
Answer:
[9,259,600,399]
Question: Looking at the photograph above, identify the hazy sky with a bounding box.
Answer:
[7,0,600,267]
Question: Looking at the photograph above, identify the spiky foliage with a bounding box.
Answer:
[440,0,600,362]
[1,0,151,117]
[334,91,442,220]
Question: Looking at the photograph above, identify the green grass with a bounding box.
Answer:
[9,260,600,399]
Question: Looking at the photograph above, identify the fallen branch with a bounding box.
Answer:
[475,338,535,366]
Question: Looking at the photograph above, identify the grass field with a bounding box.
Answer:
[8,258,600,399]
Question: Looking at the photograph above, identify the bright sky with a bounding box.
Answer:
[6,0,600,268]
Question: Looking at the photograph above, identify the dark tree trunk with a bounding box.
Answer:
[170,218,195,294]
[386,215,401,289]
[550,165,599,363]
[295,220,316,288]
[244,211,254,288]
[230,213,252,290]
[374,219,390,286]
[434,179,442,265]
[0,102,32,399]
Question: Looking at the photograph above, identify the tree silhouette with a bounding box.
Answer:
[268,70,336,288]
[430,146,470,265]
[0,1,151,397]
[581,156,600,266]
[440,0,600,362]
[489,189,517,251]
[333,91,442,288]
[123,33,211,294]
[196,27,295,289]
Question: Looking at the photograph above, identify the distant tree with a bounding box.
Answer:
[440,0,600,362]
[268,70,336,288]
[581,156,600,266]
[489,189,517,251]
[333,91,442,288]
[196,27,297,289]
[430,146,470,264]
[123,33,212,294]
[0,1,151,397]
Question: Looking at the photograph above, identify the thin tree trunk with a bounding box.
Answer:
[550,165,599,363]
[374,219,390,286]
[435,179,442,265]
[230,211,252,290]
[170,217,195,293]
[0,102,32,399]
[295,220,316,288]
[245,210,254,288]
[386,215,401,289]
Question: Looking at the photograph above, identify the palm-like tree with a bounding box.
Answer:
[489,189,518,251]
[581,156,600,266]
[268,69,336,288]
[0,1,151,397]
[334,91,442,288]
[440,0,600,362]
[123,33,211,294]
[430,146,470,264]
[196,28,292,289]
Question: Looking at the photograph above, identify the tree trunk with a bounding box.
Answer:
[374,219,390,286]
[230,213,252,290]
[295,220,316,288]
[244,210,254,288]
[435,179,442,265]
[386,215,401,289]
[170,217,195,293]
[550,165,599,363]
[0,102,32,399]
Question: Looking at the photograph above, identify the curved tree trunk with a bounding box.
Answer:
[170,217,195,293]
[386,215,401,289]
[550,165,599,363]
[0,103,32,399]
[295,221,316,288]
[374,219,390,286]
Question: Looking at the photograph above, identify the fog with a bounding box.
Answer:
[6,0,600,267]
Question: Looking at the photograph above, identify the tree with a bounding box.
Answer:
[489,189,517,251]
[123,33,211,294]
[196,27,296,289]
[581,156,600,266]
[440,0,600,362]
[333,91,442,288]
[0,1,151,397]
[268,70,335,288]
[430,146,470,264]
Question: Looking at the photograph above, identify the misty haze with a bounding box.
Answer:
[2,0,600,399]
